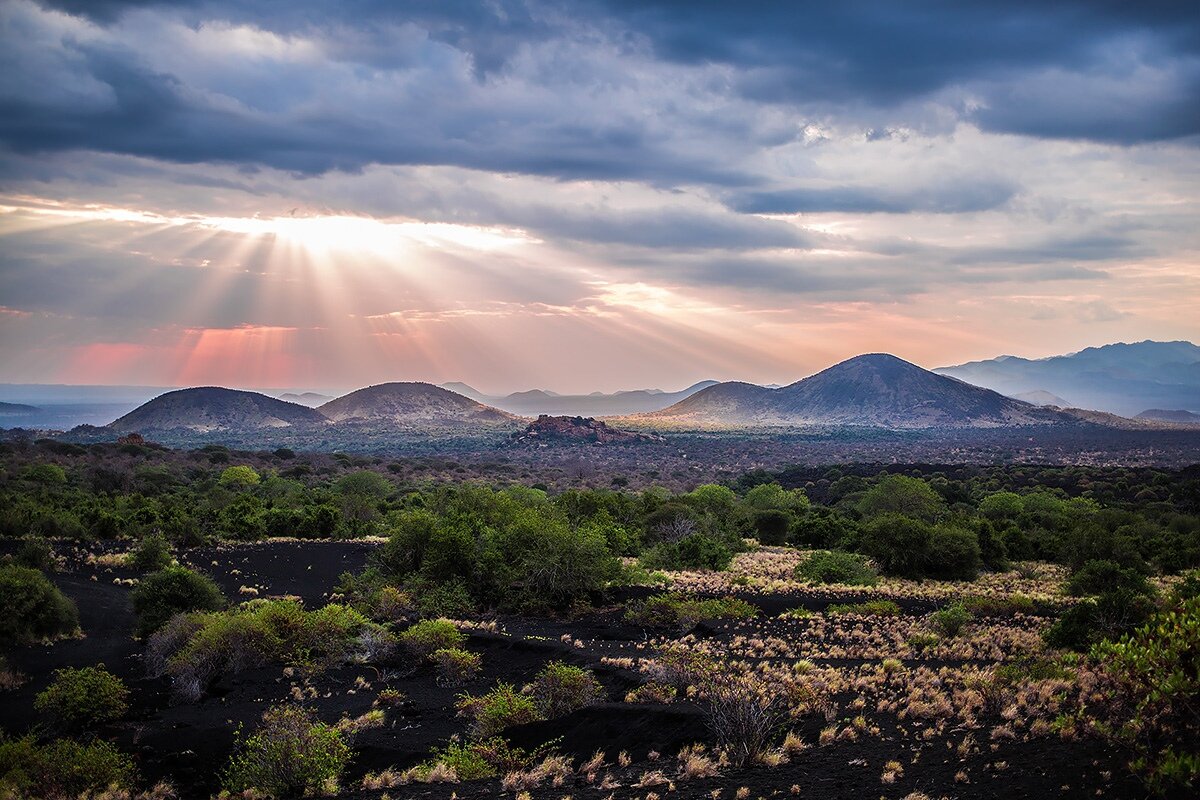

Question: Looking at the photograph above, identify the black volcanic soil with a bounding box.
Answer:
[0,541,1149,800]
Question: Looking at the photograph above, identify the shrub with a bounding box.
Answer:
[826,599,902,616]
[750,509,791,546]
[34,665,128,731]
[218,465,260,489]
[0,736,136,798]
[0,565,78,646]
[640,532,733,571]
[13,536,55,572]
[527,661,601,717]
[20,463,67,485]
[1067,559,1153,598]
[456,683,542,738]
[858,515,933,578]
[414,578,476,619]
[400,619,466,661]
[625,593,757,629]
[1084,597,1200,795]
[929,603,972,638]
[1046,588,1157,652]
[794,550,877,586]
[223,704,350,796]
[149,599,391,702]
[129,532,173,572]
[926,527,982,581]
[432,648,482,687]
[130,564,226,637]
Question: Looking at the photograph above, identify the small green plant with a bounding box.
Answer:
[929,602,972,638]
[526,661,601,717]
[625,592,757,629]
[906,632,940,653]
[34,665,129,731]
[794,550,878,586]
[223,704,350,796]
[826,599,902,616]
[400,619,466,661]
[0,735,136,798]
[0,565,79,646]
[130,564,226,637]
[432,648,482,687]
[129,532,173,572]
[455,683,542,738]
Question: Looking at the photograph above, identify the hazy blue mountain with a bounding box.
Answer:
[445,380,720,416]
[642,354,1072,428]
[1135,409,1200,425]
[936,340,1200,416]
[1011,390,1071,407]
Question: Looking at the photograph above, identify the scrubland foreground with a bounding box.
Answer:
[0,439,1197,799]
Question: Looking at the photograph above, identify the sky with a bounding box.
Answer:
[0,0,1198,395]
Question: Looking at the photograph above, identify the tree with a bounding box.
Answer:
[858,475,945,522]
[218,465,260,490]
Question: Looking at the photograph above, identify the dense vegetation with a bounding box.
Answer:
[1,441,1198,797]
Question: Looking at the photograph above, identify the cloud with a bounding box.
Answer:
[725,179,1017,215]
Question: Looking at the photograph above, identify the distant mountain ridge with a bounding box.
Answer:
[936,340,1200,416]
[441,381,720,416]
[635,353,1074,429]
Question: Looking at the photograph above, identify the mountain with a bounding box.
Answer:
[1011,389,1071,407]
[936,341,1200,416]
[439,382,488,402]
[110,388,327,432]
[470,380,720,416]
[638,354,1073,428]
[0,401,39,414]
[319,383,519,427]
[1136,409,1200,425]
[277,392,333,407]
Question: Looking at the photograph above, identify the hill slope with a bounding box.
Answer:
[445,380,720,416]
[319,383,519,427]
[110,388,327,432]
[640,354,1072,428]
[936,340,1200,416]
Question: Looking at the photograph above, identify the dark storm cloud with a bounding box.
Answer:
[7,0,1197,192]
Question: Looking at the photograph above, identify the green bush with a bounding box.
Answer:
[640,532,733,571]
[526,661,601,717]
[432,648,482,687]
[926,527,982,581]
[625,592,757,629]
[129,532,173,572]
[826,599,902,616]
[13,536,55,572]
[1086,597,1200,795]
[34,665,129,731]
[223,704,350,796]
[400,619,466,661]
[148,599,392,702]
[794,550,877,586]
[0,565,78,646]
[1046,588,1157,652]
[929,603,972,638]
[859,515,933,579]
[20,463,67,485]
[750,509,791,545]
[0,735,136,798]
[1067,559,1153,598]
[455,683,542,738]
[130,564,226,637]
